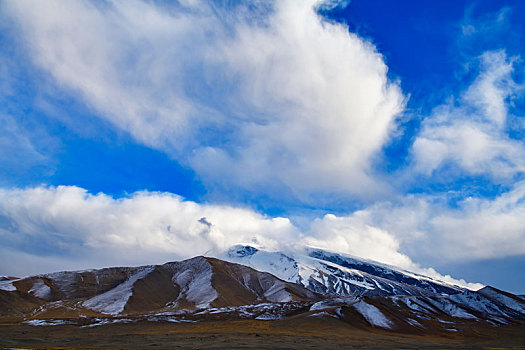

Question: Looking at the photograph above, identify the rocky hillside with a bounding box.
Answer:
[0,256,319,319]
[1,254,524,336]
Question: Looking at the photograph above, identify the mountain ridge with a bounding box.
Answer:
[1,248,524,340]
[0,256,320,318]
[217,245,467,297]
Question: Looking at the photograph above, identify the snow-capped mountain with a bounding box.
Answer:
[218,245,465,297]
[0,253,524,335]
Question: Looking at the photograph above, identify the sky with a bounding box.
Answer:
[0,0,524,294]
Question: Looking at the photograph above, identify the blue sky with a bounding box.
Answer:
[0,0,524,293]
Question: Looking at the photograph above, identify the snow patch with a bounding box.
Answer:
[82,318,133,327]
[399,297,433,313]
[263,281,293,302]
[172,259,218,308]
[310,297,357,311]
[353,300,393,329]
[438,319,455,324]
[23,319,74,326]
[310,301,330,311]
[255,313,282,320]
[29,280,52,300]
[0,279,16,291]
[223,248,299,283]
[308,311,337,318]
[228,245,258,257]
[83,267,153,315]
[406,318,424,328]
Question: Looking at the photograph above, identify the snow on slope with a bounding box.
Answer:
[224,246,299,282]
[353,300,393,329]
[168,257,218,309]
[478,286,525,314]
[306,248,463,295]
[309,297,358,311]
[217,245,464,297]
[389,291,525,324]
[3,253,525,328]
[42,268,136,299]
[262,280,293,302]
[0,279,17,291]
[393,296,434,314]
[449,291,512,318]
[83,267,154,315]
[419,297,477,319]
[29,280,52,300]
[219,245,376,296]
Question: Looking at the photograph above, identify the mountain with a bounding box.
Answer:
[218,245,465,297]
[1,251,524,347]
[303,285,525,332]
[0,256,319,319]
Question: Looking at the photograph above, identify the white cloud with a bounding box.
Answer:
[338,182,525,264]
[302,210,483,290]
[0,185,482,289]
[305,213,414,269]
[429,182,525,260]
[412,50,525,179]
[3,0,404,202]
[0,186,298,267]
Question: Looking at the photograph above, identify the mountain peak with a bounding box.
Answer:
[227,245,259,258]
[217,245,465,298]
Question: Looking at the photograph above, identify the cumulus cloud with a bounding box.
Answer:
[429,182,525,260]
[0,185,482,289]
[412,50,525,179]
[305,213,414,268]
[3,0,405,202]
[339,182,525,264]
[0,186,298,265]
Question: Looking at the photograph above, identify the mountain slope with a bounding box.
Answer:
[218,245,465,297]
[0,256,320,318]
[1,253,524,340]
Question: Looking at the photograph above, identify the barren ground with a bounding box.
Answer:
[1,316,524,349]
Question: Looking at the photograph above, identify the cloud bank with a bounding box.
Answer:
[0,185,484,289]
[3,0,404,202]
